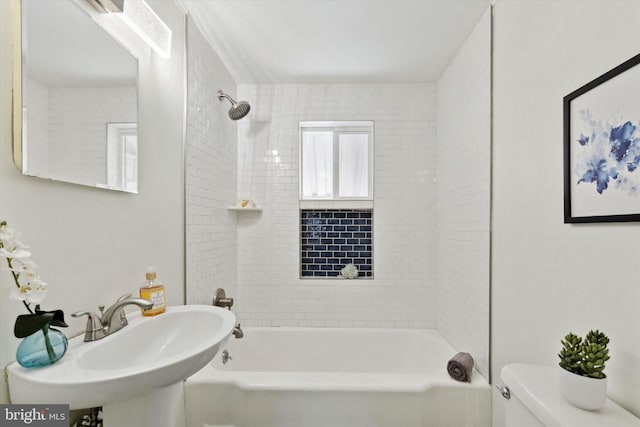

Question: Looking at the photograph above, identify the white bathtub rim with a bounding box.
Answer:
[187,368,488,392]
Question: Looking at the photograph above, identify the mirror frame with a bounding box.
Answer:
[12,0,22,171]
[11,0,140,193]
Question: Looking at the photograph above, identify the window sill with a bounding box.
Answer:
[299,200,373,209]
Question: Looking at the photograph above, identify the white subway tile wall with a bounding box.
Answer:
[436,9,491,379]
[185,19,238,304]
[184,18,490,372]
[50,87,137,184]
[24,78,49,176]
[27,83,136,184]
[235,84,437,328]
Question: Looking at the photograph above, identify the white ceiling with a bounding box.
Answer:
[25,0,137,87]
[180,0,491,84]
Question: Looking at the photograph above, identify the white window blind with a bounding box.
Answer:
[300,121,373,200]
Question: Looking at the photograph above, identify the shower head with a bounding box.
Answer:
[217,90,251,120]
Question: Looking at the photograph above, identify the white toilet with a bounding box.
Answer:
[501,363,640,427]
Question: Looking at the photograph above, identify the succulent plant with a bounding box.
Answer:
[558,330,610,379]
[559,333,582,372]
[585,329,610,347]
[581,330,610,379]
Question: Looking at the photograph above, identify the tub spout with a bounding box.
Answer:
[233,323,243,339]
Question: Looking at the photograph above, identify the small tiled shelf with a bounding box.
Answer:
[300,209,373,278]
[227,206,262,211]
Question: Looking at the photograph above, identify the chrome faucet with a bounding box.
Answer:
[72,294,153,342]
[212,288,234,309]
[213,288,243,339]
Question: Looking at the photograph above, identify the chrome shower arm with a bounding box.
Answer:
[217,90,237,104]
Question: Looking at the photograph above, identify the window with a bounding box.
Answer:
[106,122,138,193]
[299,121,373,200]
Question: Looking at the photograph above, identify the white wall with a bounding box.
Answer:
[492,0,640,422]
[235,84,437,328]
[0,0,186,403]
[185,18,238,305]
[436,8,491,380]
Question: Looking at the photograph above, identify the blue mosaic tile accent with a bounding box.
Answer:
[300,209,373,278]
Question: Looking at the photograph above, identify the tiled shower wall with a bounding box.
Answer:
[25,78,49,177]
[300,209,374,278]
[184,15,490,375]
[24,79,136,184]
[48,86,136,184]
[436,8,491,379]
[235,84,437,328]
[185,19,238,304]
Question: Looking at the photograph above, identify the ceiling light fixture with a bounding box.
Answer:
[86,0,172,59]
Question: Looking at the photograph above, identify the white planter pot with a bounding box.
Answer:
[558,366,607,410]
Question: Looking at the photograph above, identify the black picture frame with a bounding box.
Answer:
[564,53,640,223]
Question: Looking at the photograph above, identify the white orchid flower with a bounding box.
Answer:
[0,247,32,259]
[0,224,18,244]
[1,221,66,343]
[11,279,48,305]
[3,238,29,250]
[21,269,41,282]
[9,257,38,273]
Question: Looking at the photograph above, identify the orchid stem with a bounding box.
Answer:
[22,300,33,314]
[42,324,56,362]
[6,257,34,314]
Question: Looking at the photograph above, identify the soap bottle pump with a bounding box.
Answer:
[139,266,166,316]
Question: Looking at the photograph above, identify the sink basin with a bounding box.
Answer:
[7,305,235,410]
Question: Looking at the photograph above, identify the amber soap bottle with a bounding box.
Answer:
[139,267,166,316]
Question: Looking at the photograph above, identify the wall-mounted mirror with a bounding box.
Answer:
[13,0,139,193]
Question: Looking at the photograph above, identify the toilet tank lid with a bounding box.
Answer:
[500,363,640,427]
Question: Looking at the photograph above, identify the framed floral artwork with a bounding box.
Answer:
[564,53,640,223]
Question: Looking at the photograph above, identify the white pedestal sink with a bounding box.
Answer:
[7,305,235,427]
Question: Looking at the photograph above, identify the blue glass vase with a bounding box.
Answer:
[16,325,68,368]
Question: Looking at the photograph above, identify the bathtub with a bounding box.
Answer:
[185,328,491,427]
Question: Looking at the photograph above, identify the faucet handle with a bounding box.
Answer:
[212,288,234,309]
[71,310,100,322]
[71,311,104,342]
